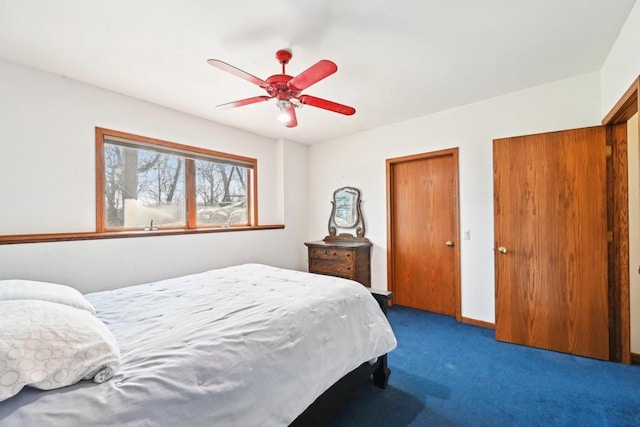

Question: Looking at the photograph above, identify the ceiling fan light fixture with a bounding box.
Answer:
[276,99,291,109]
[277,108,291,123]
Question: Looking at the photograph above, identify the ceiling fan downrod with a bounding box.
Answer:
[275,49,292,75]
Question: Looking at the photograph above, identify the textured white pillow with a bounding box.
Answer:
[0,279,95,314]
[0,300,120,402]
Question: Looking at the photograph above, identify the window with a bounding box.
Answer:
[96,128,256,232]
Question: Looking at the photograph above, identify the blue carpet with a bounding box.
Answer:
[328,306,640,426]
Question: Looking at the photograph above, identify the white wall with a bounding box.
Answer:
[601,0,640,117]
[0,59,309,293]
[601,0,640,354]
[278,138,310,269]
[308,72,602,323]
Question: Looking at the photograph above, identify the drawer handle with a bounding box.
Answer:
[332,252,337,256]
[346,267,351,270]
[324,250,328,254]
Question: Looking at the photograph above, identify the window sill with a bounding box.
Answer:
[0,224,285,245]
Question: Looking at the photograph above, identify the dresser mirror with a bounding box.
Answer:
[326,186,367,241]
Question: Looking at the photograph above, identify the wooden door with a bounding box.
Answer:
[494,127,609,360]
[387,148,460,317]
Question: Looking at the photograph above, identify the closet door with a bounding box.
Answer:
[494,126,609,360]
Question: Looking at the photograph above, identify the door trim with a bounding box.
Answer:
[602,75,639,364]
[386,148,461,320]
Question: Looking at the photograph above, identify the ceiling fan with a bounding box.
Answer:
[207,49,356,128]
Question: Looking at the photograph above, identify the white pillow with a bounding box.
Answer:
[0,279,96,314]
[0,300,120,402]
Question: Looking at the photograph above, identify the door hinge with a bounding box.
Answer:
[606,145,612,157]
[607,231,613,242]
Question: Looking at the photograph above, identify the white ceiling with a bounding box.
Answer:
[0,0,636,144]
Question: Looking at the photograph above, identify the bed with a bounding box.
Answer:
[0,263,397,426]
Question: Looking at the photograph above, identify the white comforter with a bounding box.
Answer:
[0,264,397,426]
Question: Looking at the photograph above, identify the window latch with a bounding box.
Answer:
[144,220,158,231]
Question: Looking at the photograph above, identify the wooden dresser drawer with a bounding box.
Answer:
[304,240,372,286]
[309,258,354,279]
[308,247,353,262]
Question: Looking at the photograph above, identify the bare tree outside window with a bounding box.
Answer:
[195,160,248,226]
[104,144,185,228]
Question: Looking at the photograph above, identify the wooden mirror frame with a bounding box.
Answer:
[325,187,368,242]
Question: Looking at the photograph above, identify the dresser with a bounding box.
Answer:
[304,240,372,287]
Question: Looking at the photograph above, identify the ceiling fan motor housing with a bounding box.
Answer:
[266,74,299,100]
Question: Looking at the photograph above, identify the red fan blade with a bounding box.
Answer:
[207,59,270,88]
[288,60,337,92]
[285,105,298,128]
[216,96,272,109]
[298,95,356,115]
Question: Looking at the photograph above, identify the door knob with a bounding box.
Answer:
[446,240,454,247]
[497,246,507,254]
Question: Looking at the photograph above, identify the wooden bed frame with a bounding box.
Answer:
[290,290,392,426]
